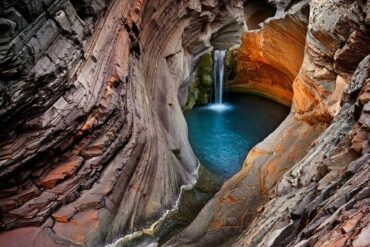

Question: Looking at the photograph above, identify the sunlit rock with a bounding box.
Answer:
[229,1,309,106]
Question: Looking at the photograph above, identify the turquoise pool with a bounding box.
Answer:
[185,93,290,178]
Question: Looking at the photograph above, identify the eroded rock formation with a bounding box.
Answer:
[1,0,370,246]
[163,0,370,246]
[183,52,213,111]
[233,55,370,247]
[0,0,244,246]
[228,1,309,106]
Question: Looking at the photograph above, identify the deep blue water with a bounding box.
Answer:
[185,93,290,178]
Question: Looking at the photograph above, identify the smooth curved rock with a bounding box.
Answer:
[163,0,370,246]
[228,1,309,106]
[1,0,370,246]
[0,0,245,246]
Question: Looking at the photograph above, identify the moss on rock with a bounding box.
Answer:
[225,47,238,82]
[184,52,213,111]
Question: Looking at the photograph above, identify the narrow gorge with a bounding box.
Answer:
[0,0,370,247]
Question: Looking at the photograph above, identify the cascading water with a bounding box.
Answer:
[185,49,290,178]
[213,49,227,104]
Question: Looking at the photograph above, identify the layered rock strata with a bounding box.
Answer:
[0,0,245,246]
[1,0,370,246]
[233,55,370,247]
[228,1,309,106]
[164,0,370,246]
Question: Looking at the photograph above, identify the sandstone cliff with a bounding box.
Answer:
[229,1,309,106]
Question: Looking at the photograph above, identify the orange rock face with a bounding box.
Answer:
[229,2,309,106]
[39,157,84,189]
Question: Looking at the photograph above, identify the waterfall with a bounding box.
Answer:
[213,49,227,104]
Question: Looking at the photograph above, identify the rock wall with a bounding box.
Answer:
[233,56,370,247]
[231,0,370,245]
[0,0,245,246]
[228,1,309,106]
[163,0,370,246]
[292,0,370,124]
[1,0,370,246]
[183,52,213,111]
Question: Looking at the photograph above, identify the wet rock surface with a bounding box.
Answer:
[183,52,213,111]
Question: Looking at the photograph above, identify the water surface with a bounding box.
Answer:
[185,93,290,178]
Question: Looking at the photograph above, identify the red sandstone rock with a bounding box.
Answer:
[230,2,309,106]
[39,157,84,189]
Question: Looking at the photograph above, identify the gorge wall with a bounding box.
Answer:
[1,0,370,247]
[0,0,244,246]
[164,0,370,246]
[228,1,309,106]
